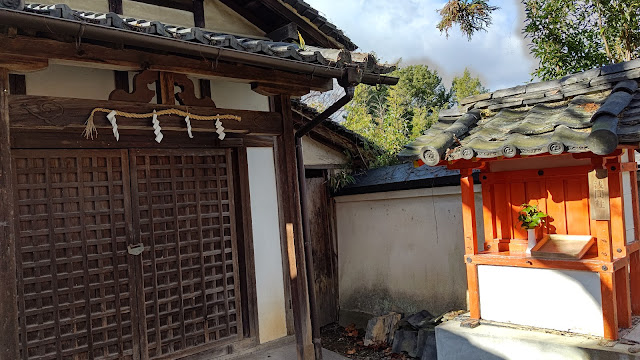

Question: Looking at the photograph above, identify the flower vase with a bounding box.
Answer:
[526,228,537,254]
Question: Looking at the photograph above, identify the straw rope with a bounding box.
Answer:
[83,107,241,139]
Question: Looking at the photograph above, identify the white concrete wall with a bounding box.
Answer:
[478,265,604,337]
[301,136,348,167]
[335,185,484,317]
[247,148,288,344]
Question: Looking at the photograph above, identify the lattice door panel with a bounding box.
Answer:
[12,150,139,360]
[130,149,242,359]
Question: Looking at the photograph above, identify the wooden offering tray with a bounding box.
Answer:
[530,234,595,260]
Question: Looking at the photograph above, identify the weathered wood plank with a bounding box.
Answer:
[0,68,20,360]
[0,53,48,72]
[274,95,314,360]
[10,129,244,149]
[306,175,338,327]
[233,148,260,340]
[0,35,333,92]
[8,95,283,136]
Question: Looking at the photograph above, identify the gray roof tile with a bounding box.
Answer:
[18,3,394,75]
[401,59,640,164]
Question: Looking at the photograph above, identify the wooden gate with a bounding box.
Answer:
[13,149,243,360]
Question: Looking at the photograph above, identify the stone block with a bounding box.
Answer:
[363,312,401,346]
[392,330,418,358]
[406,310,434,329]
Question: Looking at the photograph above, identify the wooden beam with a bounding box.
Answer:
[8,95,283,136]
[8,74,25,95]
[0,35,334,92]
[108,0,123,14]
[0,53,48,72]
[258,0,343,50]
[252,82,310,97]
[0,68,19,360]
[266,23,299,42]
[274,95,314,360]
[159,71,175,105]
[193,0,205,28]
[113,70,129,93]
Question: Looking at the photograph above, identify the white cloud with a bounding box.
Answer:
[305,0,537,91]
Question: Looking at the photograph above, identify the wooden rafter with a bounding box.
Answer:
[0,35,333,92]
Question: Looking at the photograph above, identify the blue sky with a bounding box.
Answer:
[305,0,537,91]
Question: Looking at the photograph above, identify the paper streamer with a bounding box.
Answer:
[152,110,163,143]
[215,119,226,140]
[185,115,194,139]
[106,110,120,141]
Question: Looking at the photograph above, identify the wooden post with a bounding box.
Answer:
[608,168,626,258]
[461,169,478,255]
[615,266,632,328]
[461,169,480,319]
[601,271,619,340]
[0,68,19,360]
[630,251,640,315]
[273,95,314,360]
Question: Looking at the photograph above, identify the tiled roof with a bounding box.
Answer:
[18,3,394,74]
[335,163,477,196]
[399,59,640,165]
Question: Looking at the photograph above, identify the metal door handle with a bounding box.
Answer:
[127,243,145,256]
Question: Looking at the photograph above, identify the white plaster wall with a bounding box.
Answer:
[34,0,264,37]
[302,136,348,167]
[25,64,115,100]
[122,0,193,27]
[203,0,265,37]
[247,148,288,344]
[478,265,604,337]
[335,185,484,317]
[210,80,270,112]
[34,0,109,12]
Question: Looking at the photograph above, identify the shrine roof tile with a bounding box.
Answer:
[400,60,640,165]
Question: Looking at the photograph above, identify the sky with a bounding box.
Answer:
[305,0,538,91]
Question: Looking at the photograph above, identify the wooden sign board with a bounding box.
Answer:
[588,169,610,220]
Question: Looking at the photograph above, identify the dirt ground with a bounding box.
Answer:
[321,323,410,360]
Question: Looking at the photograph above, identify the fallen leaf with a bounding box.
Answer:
[346,349,356,355]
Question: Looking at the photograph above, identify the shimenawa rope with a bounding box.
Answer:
[83,107,241,139]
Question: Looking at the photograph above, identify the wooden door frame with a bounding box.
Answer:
[6,142,262,359]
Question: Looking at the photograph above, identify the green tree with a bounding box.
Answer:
[437,0,640,80]
[342,65,451,168]
[437,0,499,40]
[450,68,488,104]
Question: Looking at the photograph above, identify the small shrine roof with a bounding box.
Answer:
[399,59,640,165]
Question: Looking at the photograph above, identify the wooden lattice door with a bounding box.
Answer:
[13,149,244,360]
[129,149,242,359]
[13,150,139,360]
